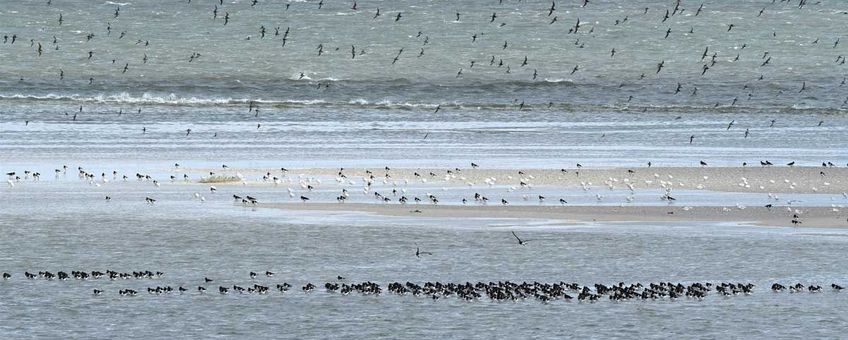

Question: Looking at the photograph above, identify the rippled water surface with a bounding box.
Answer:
[1,0,848,167]
[2,0,848,338]
[1,179,848,338]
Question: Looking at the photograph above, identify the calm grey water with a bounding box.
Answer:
[3,0,848,338]
[2,177,848,338]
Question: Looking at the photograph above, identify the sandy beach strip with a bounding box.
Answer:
[261,202,848,228]
[191,166,848,195]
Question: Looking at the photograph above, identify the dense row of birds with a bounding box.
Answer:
[1,0,847,117]
[5,160,848,227]
[1,271,845,303]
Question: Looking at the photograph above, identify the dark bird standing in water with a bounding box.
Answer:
[415,247,433,258]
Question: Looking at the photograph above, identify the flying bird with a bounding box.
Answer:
[511,231,530,246]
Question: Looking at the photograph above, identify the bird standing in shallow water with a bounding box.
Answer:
[415,247,433,258]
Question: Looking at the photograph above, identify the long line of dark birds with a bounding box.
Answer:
[1,271,844,303]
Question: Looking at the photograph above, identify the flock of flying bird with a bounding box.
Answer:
[1,269,845,303]
[2,0,847,129]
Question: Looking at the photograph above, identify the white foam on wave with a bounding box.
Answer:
[0,92,328,106]
[346,98,436,109]
[542,78,575,84]
[374,99,436,109]
[0,92,233,105]
[253,98,327,106]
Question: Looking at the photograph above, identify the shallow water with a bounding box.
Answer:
[2,179,848,338]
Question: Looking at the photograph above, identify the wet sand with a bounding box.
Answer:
[190,166,848,194]
[192,165,848,227]
[262,203,847,228]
